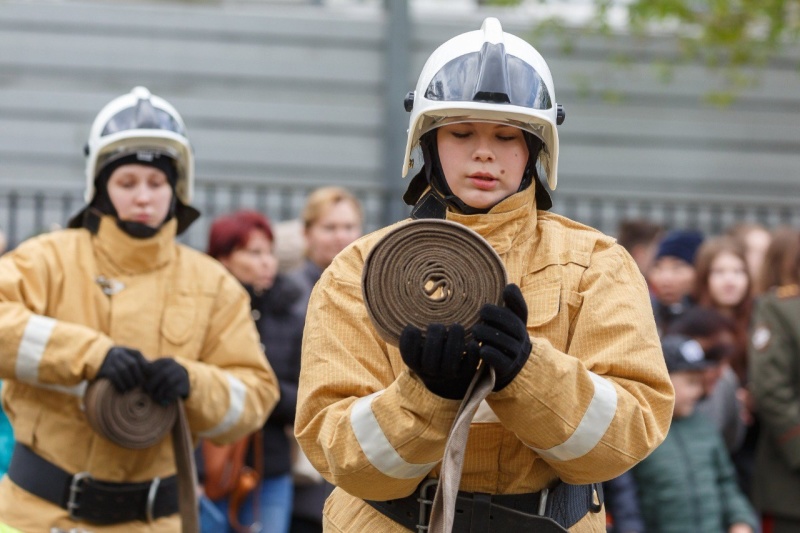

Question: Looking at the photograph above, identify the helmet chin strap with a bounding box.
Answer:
[84,177,178,239]
[422,134,490,216]
[406,130,549,219]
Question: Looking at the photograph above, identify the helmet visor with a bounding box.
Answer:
[101,101,186,137]
[424,50,552,110]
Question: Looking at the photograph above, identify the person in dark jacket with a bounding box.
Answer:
[749,268,800,533]
[648,229,704,336]
[289,186,362,533]
[633,335,758,533]
[603,471,644,533]
[207,209,305,533]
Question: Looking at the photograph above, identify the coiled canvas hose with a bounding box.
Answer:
[362,219,506,345]
[362,219,505,533]
[84,379,199,533]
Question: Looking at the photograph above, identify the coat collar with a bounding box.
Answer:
[445,187,538,256]
[93,216,177,275]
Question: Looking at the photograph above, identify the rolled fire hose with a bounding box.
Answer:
[362,219,506,533]
[84,379,199,533]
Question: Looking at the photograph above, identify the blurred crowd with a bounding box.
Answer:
[606,218,800,533]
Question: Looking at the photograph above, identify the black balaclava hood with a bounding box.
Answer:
[82,152,180,239]
[403,129,552,219]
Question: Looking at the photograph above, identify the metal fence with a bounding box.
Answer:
[2,182,797,251]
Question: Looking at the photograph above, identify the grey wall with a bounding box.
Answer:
[1,1,799,248]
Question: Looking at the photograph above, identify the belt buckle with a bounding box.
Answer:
[67,471,92,520]
[416,479,438,532]
[537,487,550,516]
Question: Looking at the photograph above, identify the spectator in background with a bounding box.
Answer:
[294,186,363,291]
[667,308,745,454]
[748,236,800,533]
[648,229,704,335]
[756,226,800,296]
[632,335,758,533]
[603,218,663,533]
[728,223,772,296]
[603,471,644,533]
[604,221,661,533]
[290,186,363,533]
[207,210,305,533]
[616,218,663,280]
[693,236,758,497]
[693,236,753,385]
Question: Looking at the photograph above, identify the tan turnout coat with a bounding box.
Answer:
[296,187,674,532]
[0,216,279,532]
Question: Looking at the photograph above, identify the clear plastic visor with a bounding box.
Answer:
[425,52,552,110]
[416,113,552,147]
[101,104,185,137]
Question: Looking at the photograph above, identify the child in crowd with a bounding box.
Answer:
[648,229,704,335]
[633,335,758,533]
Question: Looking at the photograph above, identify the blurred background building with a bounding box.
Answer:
[0,0,798,249]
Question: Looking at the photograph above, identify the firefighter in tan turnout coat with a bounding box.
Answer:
[295,18,674,533]
[0,87,278,532]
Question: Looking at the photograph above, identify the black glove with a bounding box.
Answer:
[469,284,532,391]
[97,346,149,393]
[399,323,479,400]
[144,358,190,405]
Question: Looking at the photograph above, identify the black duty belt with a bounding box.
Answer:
[366,479,603,532]
[7,443,179,525]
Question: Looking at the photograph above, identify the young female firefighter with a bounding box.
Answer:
[295,19,674,532]
[0,87,279,532]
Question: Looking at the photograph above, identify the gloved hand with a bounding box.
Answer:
[399,323,479,400]
[469,284,532,391]
[97,346,149,393]
[144,358,190,405]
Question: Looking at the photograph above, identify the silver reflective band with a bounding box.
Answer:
[17,314,88,396]
[145,476,161,523]
[38,381,87,397]
[530,372,618,461]
[198,373,247,438]
[351,391,439,479]
[15,315,56,383]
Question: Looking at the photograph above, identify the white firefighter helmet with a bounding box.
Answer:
[84,86,194,205]
[402,17,564,190]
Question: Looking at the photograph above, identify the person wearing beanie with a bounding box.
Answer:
[0,87,279,532]
[632,335,759,533]
[648,229,705,335]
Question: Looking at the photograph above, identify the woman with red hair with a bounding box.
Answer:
[206,210,305,533]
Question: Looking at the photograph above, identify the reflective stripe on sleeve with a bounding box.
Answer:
[15,315,56,383]
[530,372,618,461]
[15,315,88,396]
[350,390,439,479]
[198,373,247,438]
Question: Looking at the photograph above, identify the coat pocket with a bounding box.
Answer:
[161,295,198,347]
[520,277,561,327]
[519,274,570,349]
